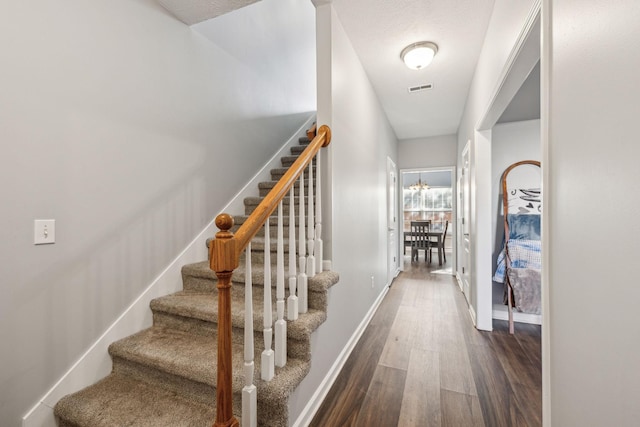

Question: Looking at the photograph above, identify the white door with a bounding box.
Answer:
[387,158,398,283]
[460,143,471,300]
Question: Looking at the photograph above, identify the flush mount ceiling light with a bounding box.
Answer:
[400,41,438,70]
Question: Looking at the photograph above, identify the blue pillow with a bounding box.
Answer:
[507,214,540,240]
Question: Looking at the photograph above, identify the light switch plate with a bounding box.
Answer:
[34,219,55,245]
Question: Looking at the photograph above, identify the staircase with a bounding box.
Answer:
[54,132,339,427]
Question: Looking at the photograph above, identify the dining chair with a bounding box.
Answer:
[428,220,449,264]
[410,220,430,262]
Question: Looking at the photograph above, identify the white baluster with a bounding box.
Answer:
[298,172,308,314]
[242,243,257,427]
[306,160,316,278]
[275,202,287,367]
[314,150,323,273]
[261,221,275,381]
[287,186,298,320]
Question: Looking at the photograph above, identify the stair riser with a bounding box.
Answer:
[258,183,315,197]
[112,356,214,407]
[152,312,312,362]
[233,215,303,228]
[112,354,290,427]
[281,156,318,167]
[245,203,309,217]
[280,156,299,167]
[239,251,298,267]
[230,217,315,234]
[244,195,310,207]
[231,224,294,238]
[181,277,329,312]
[270,167,315,181]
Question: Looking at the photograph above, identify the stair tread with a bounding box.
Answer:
[182,260,339,293]
[151,291,329,342]
[55,373,215,427]
[109,327,311,395]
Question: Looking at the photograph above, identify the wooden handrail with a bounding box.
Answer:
[209,124,331,427]
[231,124,331,259]
[306,122,317,139]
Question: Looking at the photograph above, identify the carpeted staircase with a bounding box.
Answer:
[54,135,339,427]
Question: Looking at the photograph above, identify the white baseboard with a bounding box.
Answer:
[454,273,477,327]
[468,303,477,327]
[22,219,215,427]
[492,304,542,325]
[22,115,316,427]
[291,285,390,427]
[455,272,464,292]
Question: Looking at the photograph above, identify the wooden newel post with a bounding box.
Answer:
[210,213,240,427]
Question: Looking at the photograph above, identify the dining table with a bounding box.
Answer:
[404,230,443,266]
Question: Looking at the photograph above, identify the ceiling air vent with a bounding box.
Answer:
[408,83,433,93]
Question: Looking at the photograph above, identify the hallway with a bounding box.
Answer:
[310,255,541,426]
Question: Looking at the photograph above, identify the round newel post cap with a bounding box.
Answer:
[215,213,234,232]
[319,125,331,147]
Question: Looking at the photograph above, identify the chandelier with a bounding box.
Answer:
[409,173,429,191]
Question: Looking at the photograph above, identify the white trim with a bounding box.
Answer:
[22,115,316,427]
[398,166,457,273]
[476,0,542,131]
[455,272,464,292]
[291,285,390,427]
[468,304,477,327]
[471,130,493,332]
[456,271,477,327]
[470,0,542,334]
[492,304,542,325]
[392,266,400,283]
[540,0,552,423]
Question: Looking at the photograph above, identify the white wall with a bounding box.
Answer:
[491,119,540,304]
[398,134,457,169]
[289,4,399,423]
[192,0,316,111]
[0,0,316,425]
[456,0,538,330]
[544,1,640,425]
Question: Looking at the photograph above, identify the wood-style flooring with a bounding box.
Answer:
[309,254,541,427]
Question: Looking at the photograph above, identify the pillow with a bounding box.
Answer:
[507,214,540,240]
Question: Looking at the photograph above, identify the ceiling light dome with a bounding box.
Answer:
[401,41,438,70]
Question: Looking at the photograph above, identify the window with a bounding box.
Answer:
[403,187,452,232]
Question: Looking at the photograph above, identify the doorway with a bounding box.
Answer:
[400,168,455,273]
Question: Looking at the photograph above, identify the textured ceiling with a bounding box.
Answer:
[332,0,495,140]
[156,0,261,25]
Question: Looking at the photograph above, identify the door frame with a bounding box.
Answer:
[458,143,471,304]
[468,3,541,333]
[398,166,456,272]
[387,157,399,284]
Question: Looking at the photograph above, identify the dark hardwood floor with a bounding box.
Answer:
[309,253,541,427]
